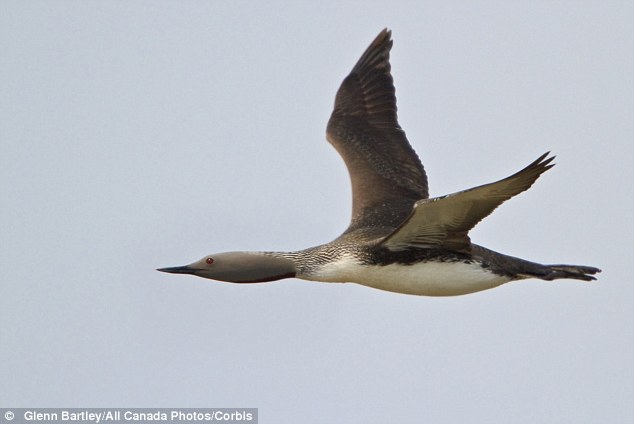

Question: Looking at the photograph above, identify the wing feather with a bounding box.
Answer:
[326,29,428,233]
[380,153,555,252]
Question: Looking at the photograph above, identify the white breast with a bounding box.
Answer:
[302,255,512,296]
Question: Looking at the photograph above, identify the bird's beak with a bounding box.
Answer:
[157,265,196,275]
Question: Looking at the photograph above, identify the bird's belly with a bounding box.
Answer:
[307,258,512,296]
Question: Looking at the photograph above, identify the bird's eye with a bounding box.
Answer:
[206,258,214,265]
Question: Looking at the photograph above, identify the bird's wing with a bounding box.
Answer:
[326,29,428,233]
[380,153,555,252]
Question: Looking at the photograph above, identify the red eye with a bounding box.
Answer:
[206,258,214,265]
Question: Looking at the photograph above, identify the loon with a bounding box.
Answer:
[158,29,600,296]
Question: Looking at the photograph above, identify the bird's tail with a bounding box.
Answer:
[528,264,601,281]
[471,245,601,282]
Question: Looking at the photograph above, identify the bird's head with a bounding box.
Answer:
[157,251,297,283]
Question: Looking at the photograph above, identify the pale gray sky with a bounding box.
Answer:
[2,1,633,422]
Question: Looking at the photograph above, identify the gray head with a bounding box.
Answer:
[157,251,297,283]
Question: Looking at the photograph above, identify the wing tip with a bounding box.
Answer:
[518,151,557,179]
[350,28,394,74]
[378,28,392,42]
[534,151,556,167]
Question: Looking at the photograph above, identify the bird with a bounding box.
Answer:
[158,29,600,296]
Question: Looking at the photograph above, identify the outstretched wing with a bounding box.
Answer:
[326,29,428,233]
[380,153,555,252]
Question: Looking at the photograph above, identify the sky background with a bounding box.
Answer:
[2,1,633,423]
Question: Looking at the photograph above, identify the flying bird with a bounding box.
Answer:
[158,29,600,296]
